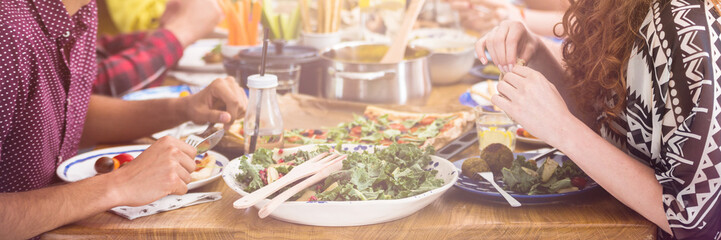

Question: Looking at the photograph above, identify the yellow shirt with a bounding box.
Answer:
[99,0,168,35]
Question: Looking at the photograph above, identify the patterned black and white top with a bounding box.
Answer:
[600,0,721,239]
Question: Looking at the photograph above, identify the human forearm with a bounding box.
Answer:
[553,116,672,234]
[0,174,121,239]
[81,95,186,146]
[83,77,248,147]
[523,10,564,37]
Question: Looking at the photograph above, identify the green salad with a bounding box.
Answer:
[235,143,445,201]
[501,155,588,195]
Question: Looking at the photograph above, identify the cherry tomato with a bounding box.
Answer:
[351,126,363,136]
[420,116,436,125]
[94,157,115,173]
[113,153,134,165]
[571,177,587,190]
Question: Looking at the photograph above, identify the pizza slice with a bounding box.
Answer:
[222,106,474,151]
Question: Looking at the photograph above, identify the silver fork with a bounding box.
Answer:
[478,172,522,207]
[185,134,205,149]
[233,152,346,209]
[185,123,224,154]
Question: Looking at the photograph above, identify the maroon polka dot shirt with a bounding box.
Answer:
[0,1,97,192]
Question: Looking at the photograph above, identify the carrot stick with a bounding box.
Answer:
[250,1,262,44]
[232,1,249,45]
[244,0,251,23]
[217,0,237,45]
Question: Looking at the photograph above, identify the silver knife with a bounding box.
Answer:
[529,148,559,162]
[195,129,225,154]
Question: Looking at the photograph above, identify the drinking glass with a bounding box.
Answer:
[262,64,301,95]
[474,106,517,152]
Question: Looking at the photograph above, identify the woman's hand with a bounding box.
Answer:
[476,20,540,73]
[179,77,248,130]
[491,66,573,147]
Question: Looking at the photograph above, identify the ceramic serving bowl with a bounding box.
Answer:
[410,38,476,85]
[221,144,458,226]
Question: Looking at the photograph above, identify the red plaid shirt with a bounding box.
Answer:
[94,29,183,96]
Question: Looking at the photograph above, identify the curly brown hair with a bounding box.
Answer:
[559,0,652,131]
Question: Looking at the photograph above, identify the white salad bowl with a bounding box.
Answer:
[221,144,459,226]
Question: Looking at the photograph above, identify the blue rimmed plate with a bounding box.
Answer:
[469,64,501,81]
[57,145,229,191]
[122,85,203,101]
[453,152,600,205]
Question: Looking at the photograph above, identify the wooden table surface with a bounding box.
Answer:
[43,82,657,239]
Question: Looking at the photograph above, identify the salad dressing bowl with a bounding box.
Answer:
[221,144,458,226]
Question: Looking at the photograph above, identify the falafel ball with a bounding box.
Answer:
[481,143,514,174]
[462,157,491,180]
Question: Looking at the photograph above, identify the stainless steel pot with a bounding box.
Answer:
[320,42,432,105]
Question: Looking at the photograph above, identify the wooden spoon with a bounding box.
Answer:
[380,0,427,64]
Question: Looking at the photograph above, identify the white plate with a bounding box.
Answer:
[57,145,229,191]
[222,144,459,226]
[469,80,498,106]
[176,39,225,73]
[168,71,227,87]
[517,135,548,145]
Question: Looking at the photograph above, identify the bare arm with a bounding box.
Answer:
[522,10,565,38]
[492,66,672,234]
[81,77,247,147]
[554,112,671,233]
[522,0,570,11]
[81,95,186,146]
[0,173,120,239]
[0,137,199,239]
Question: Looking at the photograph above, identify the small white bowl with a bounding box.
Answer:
[301,32,342,52]
[411,38,476,85]
[222,144,459,226]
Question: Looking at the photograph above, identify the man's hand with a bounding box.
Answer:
[160,0,222,47]
[179,77,248,129]
[107,136,197,206]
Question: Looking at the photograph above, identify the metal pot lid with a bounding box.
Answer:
[238,44,319,65]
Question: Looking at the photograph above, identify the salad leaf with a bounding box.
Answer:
[251,148,275,166]
[235,157,265,193]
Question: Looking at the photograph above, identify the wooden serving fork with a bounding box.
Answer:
[233,152,346,209]
[258,155,347,218]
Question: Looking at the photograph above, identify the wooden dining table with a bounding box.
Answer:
[42,81,657,239]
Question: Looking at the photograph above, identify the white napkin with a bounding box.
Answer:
[110,192,222,220]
